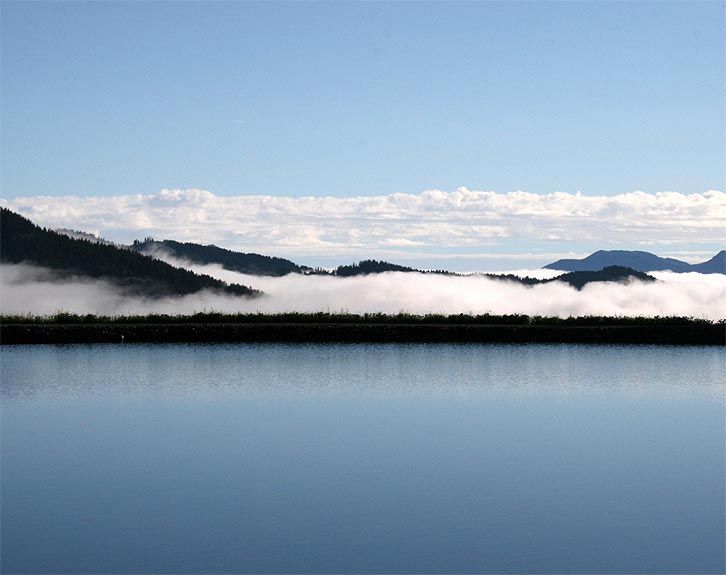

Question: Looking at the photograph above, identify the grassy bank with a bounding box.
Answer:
[1,313,723,345]
[2,311,721,326]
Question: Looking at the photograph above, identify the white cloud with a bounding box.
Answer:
[2,188,724,268]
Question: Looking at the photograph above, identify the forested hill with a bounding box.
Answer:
[330,260,655,289]
[131,239,307,276]
[478,266,655,289]
[0,209,258,297]
[334,260,421,276]
[332,260,455,276]
[544,266,656,290]
[128,248,451,278]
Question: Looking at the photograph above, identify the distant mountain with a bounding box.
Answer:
[1,209,259,297]
[131,239,308,276]
[544,250,724,274]
[690,251,726,274]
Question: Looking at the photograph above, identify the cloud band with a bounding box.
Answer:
[3,188,724,266]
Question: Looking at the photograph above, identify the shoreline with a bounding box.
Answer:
[2,322,724,345]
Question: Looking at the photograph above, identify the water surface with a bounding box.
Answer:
[2,343,724,573]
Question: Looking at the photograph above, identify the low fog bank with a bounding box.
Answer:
[2,263,725,319]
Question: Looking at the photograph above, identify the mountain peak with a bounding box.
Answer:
[544,250,724,274]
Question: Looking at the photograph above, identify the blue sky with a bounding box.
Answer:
[2,1,724,200]
[1,1,724,269]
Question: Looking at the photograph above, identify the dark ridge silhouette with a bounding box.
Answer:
[334,259,422,276]
[475,267,655,289]
[480,273,538,285]
[131,238,308,276]
[545,266,656,290]
[544,249,724,274]
[314,259,654,288]
[0,208,259,297]
[329,260,655,288]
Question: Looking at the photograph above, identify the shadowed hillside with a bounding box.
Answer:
[691,251,726,274]
[545,266,656,290]
[0,209,664,295]
[132,238,308,276]
[331,260,655,289]
[0,209,259,297]
[335,260,429,276]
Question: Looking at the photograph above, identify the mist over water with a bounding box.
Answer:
[2,262,725,319]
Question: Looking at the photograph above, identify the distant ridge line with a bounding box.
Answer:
[544,250,725,274]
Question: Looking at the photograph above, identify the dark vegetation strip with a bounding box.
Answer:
[2,314,723,345]
[2,312,720,326]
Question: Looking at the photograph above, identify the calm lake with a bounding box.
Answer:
[1,343,724,574]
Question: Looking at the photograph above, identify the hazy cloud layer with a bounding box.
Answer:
[3,188,724,268]
[2,263,724,320]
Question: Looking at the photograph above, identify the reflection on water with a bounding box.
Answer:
[2,342,724,399]
[1,343,724,574]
